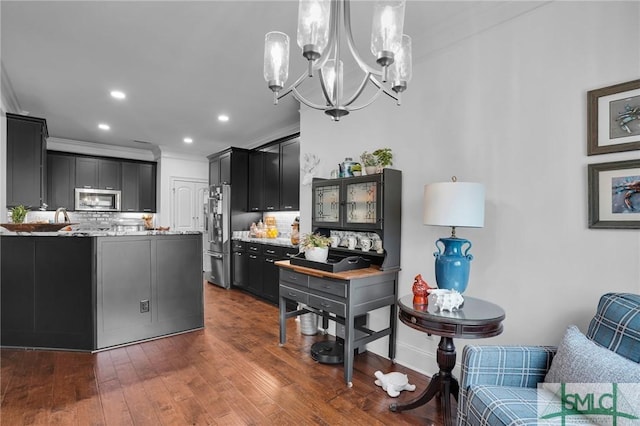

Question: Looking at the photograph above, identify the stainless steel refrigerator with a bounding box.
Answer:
[204,184,230,288]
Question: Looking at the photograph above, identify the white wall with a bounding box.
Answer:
[299,1,640,376]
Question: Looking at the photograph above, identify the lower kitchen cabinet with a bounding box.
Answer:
[0,237,94,350]
[240,241,298,304]
[232,240,248,289]
[0,233,203,351]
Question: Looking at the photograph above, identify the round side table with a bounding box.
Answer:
[390,295,505,426]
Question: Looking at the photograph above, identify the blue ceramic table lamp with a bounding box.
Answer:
[423,178,485,294]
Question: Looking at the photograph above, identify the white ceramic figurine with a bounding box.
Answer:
[428,289,464,312]
[374,370,416,397]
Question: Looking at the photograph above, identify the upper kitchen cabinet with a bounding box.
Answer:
[208,148,249,187]
[47,152,76,210]
[6,113,48,208]
[121,161,157,212]
[248,134,300,212]
[75,157,121,190]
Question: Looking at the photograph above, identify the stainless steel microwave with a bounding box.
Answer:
[74,188,121,211]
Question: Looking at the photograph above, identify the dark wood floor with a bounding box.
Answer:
[1,282,449,425]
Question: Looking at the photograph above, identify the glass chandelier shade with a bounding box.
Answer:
[264,31,290,93]
[389,34,412,94]
[296,0,331,63]
[263,0,411,121]
[370,0,405,69]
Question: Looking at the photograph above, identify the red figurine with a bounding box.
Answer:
[412,274,432,305]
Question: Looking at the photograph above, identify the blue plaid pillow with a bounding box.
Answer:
[587,292,640,363]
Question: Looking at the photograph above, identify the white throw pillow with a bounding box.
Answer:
[544,325,640,384]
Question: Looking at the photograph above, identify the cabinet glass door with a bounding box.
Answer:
[313,184,340,225]
[345,179,381,229]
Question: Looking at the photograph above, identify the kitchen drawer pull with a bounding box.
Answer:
[320,302,332,308]
[266,249,275,254]
[283,205,293,209]
[249,255,257,259]
[286,274,298,281]
[288,292,298,297]
[249,247,259,252]
[286,253,297,258]
[265,258,274,263]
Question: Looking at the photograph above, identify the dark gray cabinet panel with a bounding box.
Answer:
[247,243,263,296]
[98,159,121,190]
[6,113,48,208]
[280,139,300,211]
[263,144,280,211]
[0,236,94,350]
[156,237,203,324]
[219,152,231,185]
[246,135,300,212]
[248,151,264,211]
[138,163,156,212]
[120,161,156,212]
[232,240,247,289]
[75,157,99,188]
[209,156,221,186]
[47,153,76,210]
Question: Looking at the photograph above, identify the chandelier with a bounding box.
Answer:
[263,0,412,121]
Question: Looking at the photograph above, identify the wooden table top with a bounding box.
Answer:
[275,260,399,280]
[397,294,505,339]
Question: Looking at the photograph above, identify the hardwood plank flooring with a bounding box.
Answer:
[1,281,450,425]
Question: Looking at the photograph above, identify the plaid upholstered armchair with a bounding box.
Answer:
[456,292,640,425]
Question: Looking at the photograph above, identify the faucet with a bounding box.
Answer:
[54,208,70,224]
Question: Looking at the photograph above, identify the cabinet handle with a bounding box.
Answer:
[266,206,275,210]
[288,292,298,297]
[286,253,297,258]
[320,302,332,308]
[265,258,274,263]
[249,255,257,259]
[283,205,293,209]
[84,186,92,189]
[105,187,114,190]
[266,249,275,254]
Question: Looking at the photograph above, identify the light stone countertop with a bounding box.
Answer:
[232,236,298,249]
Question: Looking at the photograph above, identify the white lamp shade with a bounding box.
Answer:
[423,182,485,228]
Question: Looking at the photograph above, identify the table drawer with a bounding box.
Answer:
[280,270,309,287]
[308,294,346,317]
[280,285,309,305]
[309,276,346,298]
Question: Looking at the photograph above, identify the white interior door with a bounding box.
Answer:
[171,178,208,232]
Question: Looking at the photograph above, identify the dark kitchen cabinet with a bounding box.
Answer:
[75,157,99,188]
[279,138,300,211]
[6,113,48,208]
[75,157,121,189]
[47,152,76,210]
[99,159,121,190]
[246,243,263,296]
[263,144,280,211]
[121,161,156,212]
[248,151,264,211]
[242,242,298,304]
[0,236,94,350]
[208,148,249,187]
[232,240,247,289]
[247,134,300,212]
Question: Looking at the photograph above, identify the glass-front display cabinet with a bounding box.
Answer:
[311,168,401,270]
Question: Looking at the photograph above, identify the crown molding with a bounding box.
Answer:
[47,137,156,161]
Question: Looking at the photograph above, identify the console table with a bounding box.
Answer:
[390,295,505,426]
[276,260,399,387]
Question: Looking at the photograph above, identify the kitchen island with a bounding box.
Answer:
[0,231,203,351]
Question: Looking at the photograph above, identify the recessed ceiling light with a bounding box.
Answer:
[218,114,229,122]
[98,123,110,130]
[110,90,126,99]
[183,137,193,144]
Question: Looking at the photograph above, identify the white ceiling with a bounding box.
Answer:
[1,1,502,157]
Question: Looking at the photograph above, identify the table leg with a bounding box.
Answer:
[389,337,458,426]
[278,296,286,346]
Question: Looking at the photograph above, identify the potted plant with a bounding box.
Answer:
[300,232,332,263]
[10,205,29,224]
[373,148,393,171]
[360,151,379,175]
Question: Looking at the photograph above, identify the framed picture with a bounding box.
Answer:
[587,79,640,155]
[588,159,640,229]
